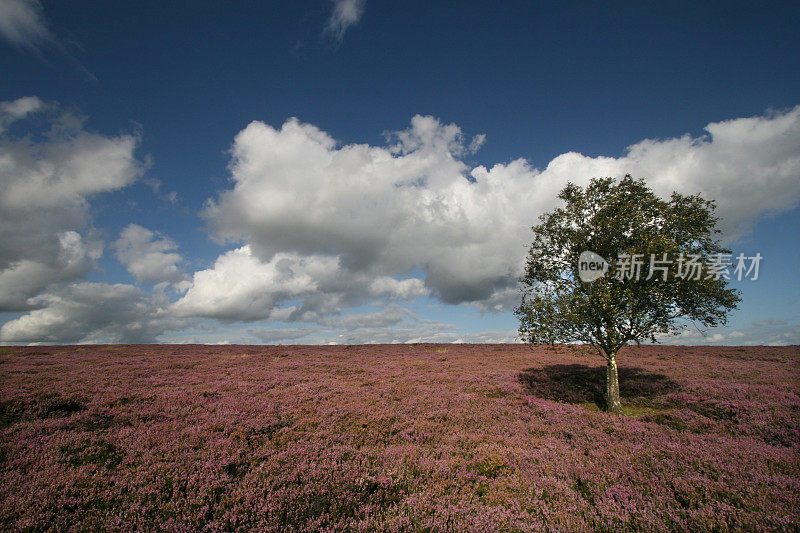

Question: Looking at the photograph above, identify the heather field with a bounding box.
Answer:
[1,344,798,531]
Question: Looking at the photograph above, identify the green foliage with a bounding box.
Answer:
[515,175,741,359]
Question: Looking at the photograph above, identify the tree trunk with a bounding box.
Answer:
[605,356,622,413]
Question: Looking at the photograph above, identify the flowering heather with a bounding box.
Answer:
[1,344,798,531]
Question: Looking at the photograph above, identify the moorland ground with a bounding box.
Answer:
[1,344,798,531]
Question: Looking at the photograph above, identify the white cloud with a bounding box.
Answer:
[369,276,428,300]
[113,224,186,285]
[201,107,800,324]
[172,245,427,323]
[0,231,101,311]
[325,0,365,41]
[204,115,506,306]
[0,282,183,344]
[4,106,797,345]
[0,95,43,132]
[612,106,800,241]
[0,131,141,209]
[0,95,41,117]
[172,246,337,322]
[468,133,487,154]
[0,0,52,51]
[0,98,143,310]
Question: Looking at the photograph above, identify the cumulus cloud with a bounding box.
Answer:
[171,245,425,323]
[325,0,365,41]
[113,224,187,286]
[0,0,52,51]
[5,106,797,344]
[201,107,800,323]
[204,115,505,305]
[0,231,101,311]
[0,283,183,344]
[369,276,428,300]
[0,98,143,310]
[172,246,336,322]
[609,107,800,241]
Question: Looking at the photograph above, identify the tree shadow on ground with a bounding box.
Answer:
[518,364,681,410]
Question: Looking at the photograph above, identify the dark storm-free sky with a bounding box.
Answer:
[1,0,798,345]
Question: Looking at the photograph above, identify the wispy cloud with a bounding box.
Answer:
[325,0,365,42]
[0,0,97,81]
[752,320,788,327]
[658,321,800,346]
[0,0,53,52]
[0,95,43,133]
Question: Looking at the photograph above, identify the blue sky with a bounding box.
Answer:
[0,0,798,345]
